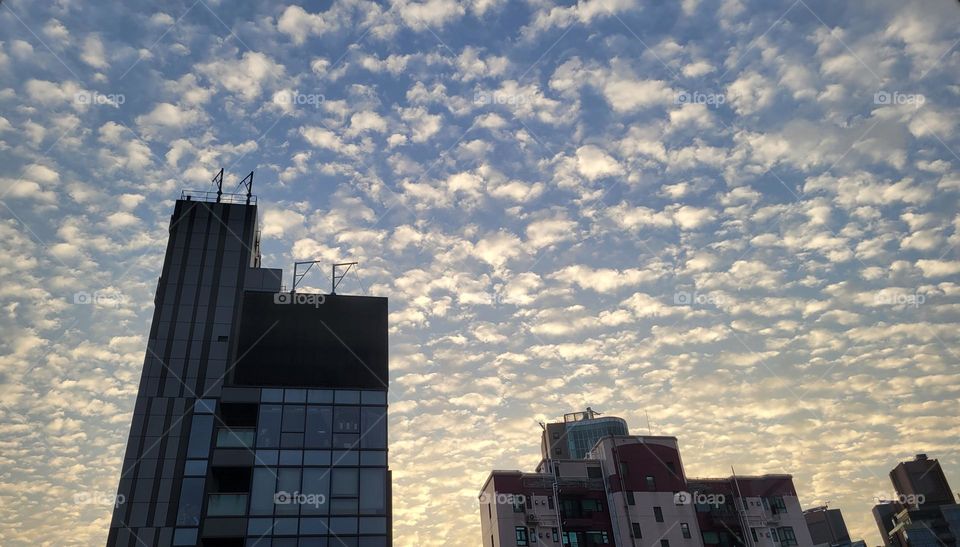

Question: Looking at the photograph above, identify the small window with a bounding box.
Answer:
[552,528,559,542]
[516,526,529,546]
[626,491,635,505]
[778,527,797,547]
[513,497,524,513]
[587,467,602,479]
[654,506,663,522]
[646,475,656,490]
[751,529,759,542]
[632,523,642,538]
[217,335,228,342]
[666,461,676,474]
[661,540,670,547]
[530,528,537,543]
[771,528,779,542]
[681,523,691,539]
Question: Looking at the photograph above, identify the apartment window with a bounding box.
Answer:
[587,467,602,479]
[619,463,629,477]
[516,526,529,546]
[751,529,759,543]
[771,528,779,542]
[661,541,670,547]
[548,496,554,510]
[530,528,537,543]
[771,497,787,513]
[681,523,691,539]
[778,527,797,547]
[645,475,656,490]
[632,523,642,538]
[626,491,635,505]
[581,499,603,513]
[513,498,525,513]
[654,506,663,522]
[586,531,609,544]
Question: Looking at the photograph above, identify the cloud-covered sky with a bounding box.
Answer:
[1,0,959,544]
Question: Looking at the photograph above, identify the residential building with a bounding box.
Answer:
[541,408,630,460]
[481,410,814,547]
[106,184,391,547]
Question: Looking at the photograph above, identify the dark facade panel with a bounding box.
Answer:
[233,292,388,389]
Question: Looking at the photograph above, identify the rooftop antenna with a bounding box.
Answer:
[239,171,254,204]
[331,262,358,295]
[212,168,224,203]
[292,260,322,293]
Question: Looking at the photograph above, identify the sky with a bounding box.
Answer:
[0,0,959,545]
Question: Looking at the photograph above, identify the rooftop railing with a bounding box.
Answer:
[180,189,257,205]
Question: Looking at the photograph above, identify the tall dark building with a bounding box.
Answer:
[106,185,391,547]
[803,506,851,547]
[873,454,959,547]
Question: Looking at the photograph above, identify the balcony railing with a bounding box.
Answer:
[181,190,257,205]
[216,428,255,448]
[207,493,248,516]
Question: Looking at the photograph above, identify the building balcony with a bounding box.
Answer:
[206,493,248,516]
[215,428,255,448]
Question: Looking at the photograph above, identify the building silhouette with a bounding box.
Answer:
[872,454,960,547]
[106,183,391,547]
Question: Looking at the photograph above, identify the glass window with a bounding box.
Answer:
[284,389,307,403]
[173,528,198,545]
[250,468,276,515]
[329,517,358,535]
[176,478,204,526]
[335,390,360,404]
[304,450,332,466]
[261,388,283,402]
[682,523,691,539]
[646,475,656,490]
[360,391,386,405]
[274,517,299,535]
[654,506,664,522]
[257,405,282,448]
[184,460,207,476]
[359,517,387,534]
[359,468,385,514]
[334,407,360,433]
[256,450,279,466]
[331,468,359,497]
[661,541,670,547]
[282,406,306,432]
[280,432,304,448]
[333,434,359,449]
[632,523,642,538]
[186,415,213,458]
[331,498,358,514]
[280,450,303,466]
[247,517,273,535]
[308,390,333,404]
[301,469,330,515]
[300,517,329,535]
[360,452,386,466]
[516,526,529,546]
[305,407,333,448]
[626,491,635,505]
[276,469,301,515]
[195,399,216,413]
[360,407,386,449]
[208,494,248,516]
[333,450,359,466]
